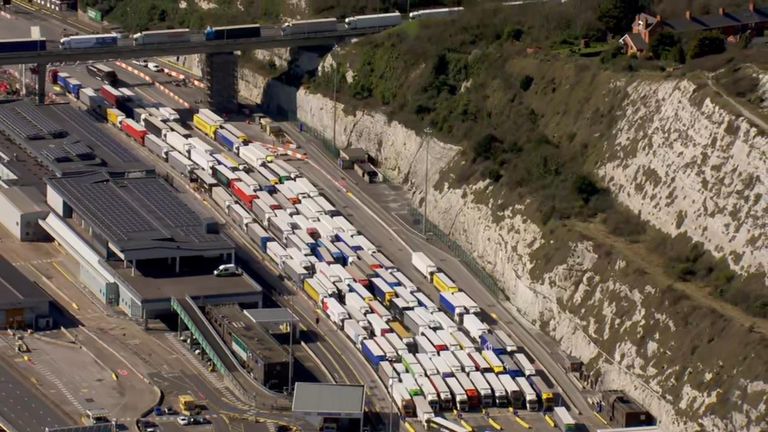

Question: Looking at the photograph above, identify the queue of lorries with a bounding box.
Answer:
[0,8,465,54]
[59,57,577,432]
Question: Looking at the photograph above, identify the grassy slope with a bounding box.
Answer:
[308,2,768,320]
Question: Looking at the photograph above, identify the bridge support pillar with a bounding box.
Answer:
[36,63,46,105]
[203,52,238,113]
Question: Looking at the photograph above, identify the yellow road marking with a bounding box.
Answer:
[488,418,503,430]
[514,416,531,429]
[593,412,609,425]
[460,419,473,431]
[544,414,555,427]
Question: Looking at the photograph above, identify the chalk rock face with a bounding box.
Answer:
[237,57,768,431]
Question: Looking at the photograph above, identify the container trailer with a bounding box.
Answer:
[60,34,118,49]
[392,271,417,292]
[213,165,239,188]
[401,354,425,378]
[415,376,440,412]
[468,371,493,407]
[389,321,415,351]
[432,272,459,293]
[453,350,477,373]
[411,252,437,279]
[282,18,339,35]
[353,235,377,253]
[413,307,440,330]
[392,383,416,417]
[271,159,299,179]
[389,297,412,322]
[360,339,385,368]
[121,119,147,144]
[142,116,169,138]
[106,108,125,127]
[303,278,326,304]
[251,200,275,227]
[246,222,272,252]
[483,372,508,407]
[221,123,247,142]
[158,107,180,122]
[345,12,402,29]
[204,24,262,41]
[433,312,458,333]
[266,242,289,266]
[86,63,118,86]
[383,332,409,357]
[515,377,538,411]
[498,373,525,409]
[215,128,240,151]
[366,313,391,336]
[420,328,447,352]
[323,297,349,327]
[436,329,460,351]
[454,372,481,410]
[553,406,577,432]
[227,203,253,230]
[284,260,310,286]
[168,151,195,177]
[375,268,401,288]
[189,148,216,172]
[439,351,463,375]
[256,191,280,209]
[344,318,368,350]
[412,394,436,426]
[211,186,233,210]
[415,353,437,376]
[193,113,219,138]
[414,335,437,357]
[167,121,191,137]
[401,372,422,397]
[164,131,190,154]
[357,251,382,270]
[469,351,492,373]
[413,292,438,313]
[145,135,171,161]
[348,282,373,302]
[439,292,467,320]
[78,87,106,111]
[378,360,398,386]
[368,300,392,322]
[231,181,258,209]
[0,37,46,53]
[514,353,537,377]
[445,376,468,411]
[528,375,556,411]
[99,85,124,106]
[452,331,476,352]
[344,292,371,315]
[403,310,427,334]
[132,28,191,44]
[428,374,454,410]
[333,242,358,266]
[371,278,396,305]
[295,177,319,197]
[462,314,489,340]
[479,333,506,356]
[286,235,311,256]
[453,291,481,314]
[314,247,336,264]
[373,336,398,362]
[494,329,517,353]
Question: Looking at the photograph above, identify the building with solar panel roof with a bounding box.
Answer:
[44,171,262,318]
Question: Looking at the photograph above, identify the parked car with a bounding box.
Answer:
[177,415,190,425]
[132,59,149,67]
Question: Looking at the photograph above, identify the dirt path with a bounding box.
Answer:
[571,221,768,336]
[708,71,768,132]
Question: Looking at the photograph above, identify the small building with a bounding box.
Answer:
[292,382,366,432]
[338,147,368,169]
[0,254,52,330]
[0,186,51,242]
[32,0,75,12]
[621,1,768,55]
[205,304,291,392]
[602,391,656,428]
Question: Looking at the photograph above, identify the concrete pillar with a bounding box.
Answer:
[176,256,180,273]
[230,252,235,265]
[202,52,238,113]
[131,260,136,276]
[36,63,46,105]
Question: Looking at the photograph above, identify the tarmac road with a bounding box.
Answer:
[0,356,73,432]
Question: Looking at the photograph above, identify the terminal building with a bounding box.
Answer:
[0,254,53,330]
[0,186,51,242]
[205,304,291,392]
[42,171,262,319]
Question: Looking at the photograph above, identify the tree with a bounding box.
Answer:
[519,75,534,92]
[688,32,726,59]
[598,0,641,36]
[650,32,679,59]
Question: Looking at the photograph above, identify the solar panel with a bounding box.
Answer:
[52,105,141,165]
[126,180,202,228]
[63,142,94,157]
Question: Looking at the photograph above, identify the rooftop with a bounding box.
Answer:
[111,258,263,302]
[660,6,768,33]
[292,383,366,414]
[207,304,288,363]
[0,101,152,175]
[46,171,232,260]
[0,254,51,309]
[0,186,48,214]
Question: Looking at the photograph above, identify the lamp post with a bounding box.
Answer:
[423,127,432,237]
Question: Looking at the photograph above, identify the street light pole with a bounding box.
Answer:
[332,46,338,151]
[287,318,294,394]
[423,127,432,237]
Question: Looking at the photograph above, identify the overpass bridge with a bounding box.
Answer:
[10,26,383,110]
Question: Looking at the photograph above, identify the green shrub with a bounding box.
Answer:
[574,175,601,204]
[688,32,726,59]
[487,166,503,182]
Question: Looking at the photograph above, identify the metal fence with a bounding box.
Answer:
[294,119,504,300]
[406,206,504,300]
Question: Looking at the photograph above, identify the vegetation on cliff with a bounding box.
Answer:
[309,1,768,318]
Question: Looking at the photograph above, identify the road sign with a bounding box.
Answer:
[86,7,102,22]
